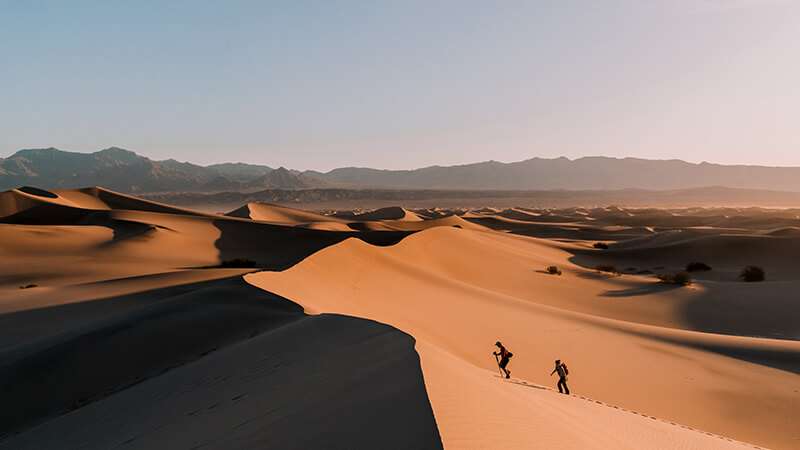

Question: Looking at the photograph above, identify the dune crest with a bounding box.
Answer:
[226,202,344,225]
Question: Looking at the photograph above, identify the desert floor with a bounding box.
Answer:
[1,186,798,449]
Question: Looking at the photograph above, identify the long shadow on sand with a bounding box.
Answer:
[0,205,161,243]
[601,284,683,298]
[0,276,443,449]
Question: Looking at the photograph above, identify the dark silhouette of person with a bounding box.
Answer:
[493,341,512,379]
[550,359,570,394]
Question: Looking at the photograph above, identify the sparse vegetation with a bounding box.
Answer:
[686,262,712,272]
[593,242,609,249]
[658,272,692,286]
[18,284,38,289]
[740,266,765,282]
[594,265,619,275]
[546,265,562,276]
[219,258,258,268]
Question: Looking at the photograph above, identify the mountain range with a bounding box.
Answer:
[4,147,800,193]
[0,147,322,193]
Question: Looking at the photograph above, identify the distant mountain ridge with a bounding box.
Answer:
[4,147,800,193]
[306,157,800,191]
[0,147,323,192]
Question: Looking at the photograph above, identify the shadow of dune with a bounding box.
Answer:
[212,218,413,271]
[601,284,682,298]
[17,186,59,199]
[574,270,621,280]
[681,283,800,341]
[464,217,649,241]
[0,277,302,437]
[0,276,443,449]
[631,328,800,374]
[0,205,160,243]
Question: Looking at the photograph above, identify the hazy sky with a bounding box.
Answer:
[1,0,798,170]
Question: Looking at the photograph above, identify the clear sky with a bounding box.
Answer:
[1,0,798,170]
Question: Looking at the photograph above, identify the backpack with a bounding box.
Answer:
[507,352,513,359]
[562,363,569,375]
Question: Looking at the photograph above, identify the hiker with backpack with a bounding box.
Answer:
[493,341,513,379]
[550,359,570,394]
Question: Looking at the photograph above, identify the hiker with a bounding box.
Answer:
[493,341,513,379]
[550,359,570,394]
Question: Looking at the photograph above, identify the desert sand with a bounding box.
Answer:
[1,186,798,449]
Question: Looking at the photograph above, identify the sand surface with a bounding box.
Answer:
[1,187,798,449]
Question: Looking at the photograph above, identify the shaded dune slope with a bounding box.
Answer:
[0,275,443,449]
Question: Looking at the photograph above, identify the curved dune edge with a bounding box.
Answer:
[246,226,800,450]
[226,202,346,225]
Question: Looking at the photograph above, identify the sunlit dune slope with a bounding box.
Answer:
[226,202,344,224]
[247,227,800,449]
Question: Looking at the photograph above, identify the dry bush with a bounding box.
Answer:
[658,272,692,286]
[686,262,712,272]
[546,265,562,275]
[740,266,765,282]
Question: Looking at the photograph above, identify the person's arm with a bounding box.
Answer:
[550,368,556,376]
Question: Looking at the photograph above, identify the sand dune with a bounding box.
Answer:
[247,227,800,449]
[347,214,487,233]
[1,187,798,449]
[0,188,417,287]
[226,202,343,224]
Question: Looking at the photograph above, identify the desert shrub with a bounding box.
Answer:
[686,262,712,272]
[546,265,562,275]
[740,266,765,282]
[593,242,609,249]
[658,272,692,286]
[18,284,37,289]
[219,258,258,268]
[595,265,619,274]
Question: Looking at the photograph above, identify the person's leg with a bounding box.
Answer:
[557,379,564,393]
[563,378,570,395]
[501,359,510,378]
